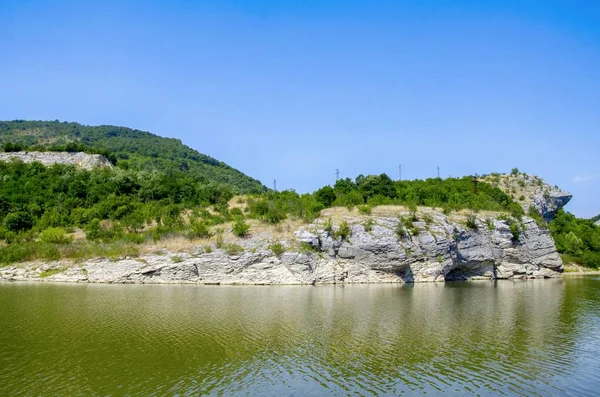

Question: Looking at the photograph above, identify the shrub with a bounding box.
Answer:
[189,220,213,238]
[363,219,375,232]
[407,203,418,221]
[215,231,224,248]
[269,243,285,257]
[324,218,333,235]
[395,223,405,239]
[171,255,183,263]
[336,220,352,241]
[485,218,495,231]
[225,243,244,256]
[358,205,372,215]
[511,168,519,176]
[510,222,520,242]
[466,214,478,230]
[423,213,434,224]
[232,218,250,237]
[40,227,72,244]
[299,242,317,253]
[519,195,525,201]
[3,211,34,232]
[230,207,244,217]
[84,218,104,241]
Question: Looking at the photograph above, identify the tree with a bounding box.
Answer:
[359,174,397,200]
[314,186,336,207]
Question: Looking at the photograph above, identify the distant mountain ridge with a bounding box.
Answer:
[0,120,265,193]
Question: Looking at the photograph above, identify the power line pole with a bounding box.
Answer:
[273,179,277,192]
[335,169,339,181]
[437,166,440,178]
[399,164,402,181]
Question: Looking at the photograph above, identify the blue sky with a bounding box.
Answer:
[1,0,598,217]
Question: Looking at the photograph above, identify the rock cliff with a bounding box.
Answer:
[0,211,564,285]
[0,151,112,170]
[482,173,571,221]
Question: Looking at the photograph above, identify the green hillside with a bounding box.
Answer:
[0,120,265,193]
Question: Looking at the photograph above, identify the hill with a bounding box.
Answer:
[0,120,265,193]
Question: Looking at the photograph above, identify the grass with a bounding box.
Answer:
[0,241,141,267]
[39,267,67,278]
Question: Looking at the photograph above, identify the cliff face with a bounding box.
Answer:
[0,152,112,170]
[0,211,564,285]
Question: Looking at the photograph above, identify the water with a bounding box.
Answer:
[1,277,600,396]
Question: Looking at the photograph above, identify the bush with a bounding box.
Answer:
[39,227,72,244]
[84,218,103,241]
[324,218,333,235]
[215,230,224,248]
[358,205,372,215]
[189,220,213,239]
[395,223,405,239]
[466,214,478,230]
[224,243,243,255]
[407,203,418,221]
[363,219,375,232]
[3,211,34,232]
[511,168,519,176]
[232,218,250,237]
[230,207,244,217]
[269,243,285,257]
[510,222,520,242]
[336,220,352,241]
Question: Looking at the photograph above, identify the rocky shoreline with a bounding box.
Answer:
[0,212,564,285]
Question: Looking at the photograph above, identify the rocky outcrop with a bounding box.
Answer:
[533,188,572,222]
[482,173,571,221]
[0,212,564,285]
[0,151,112,170]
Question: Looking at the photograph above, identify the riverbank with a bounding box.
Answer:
[0,208,565,284]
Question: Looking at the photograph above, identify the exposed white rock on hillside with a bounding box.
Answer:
[0,152,112,170]
[483,173,572,221]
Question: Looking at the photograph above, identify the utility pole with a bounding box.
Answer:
[399,164,402,181]
[273,179,277,192]
[437,166,440,179]
[335,169,340,181]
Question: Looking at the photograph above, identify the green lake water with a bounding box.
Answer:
[1,277,600,396]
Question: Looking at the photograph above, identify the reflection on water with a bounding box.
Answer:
[1,278,600,396]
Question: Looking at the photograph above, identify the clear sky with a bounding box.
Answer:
[1,0,598,217]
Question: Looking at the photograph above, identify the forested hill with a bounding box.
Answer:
[0,120,265,193]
